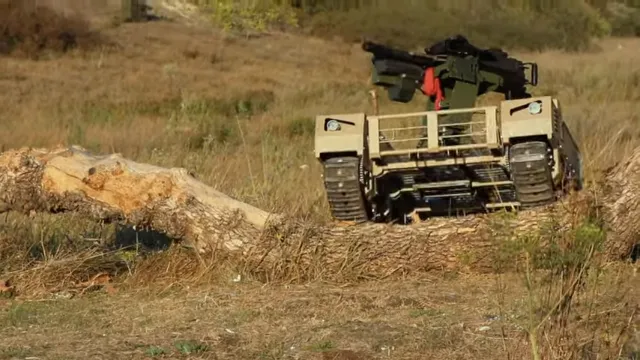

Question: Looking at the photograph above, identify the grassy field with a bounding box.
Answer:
[0,269,636,359]
[1,1,640,359]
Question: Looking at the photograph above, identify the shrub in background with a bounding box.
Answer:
[192,0,299,35]
[188,0,638,51]
[299,0,613,51]
[0,0,105,59]
[605,1,640,35]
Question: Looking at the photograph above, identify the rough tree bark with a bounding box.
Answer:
[0,145,637,280]
[0,145,273,252]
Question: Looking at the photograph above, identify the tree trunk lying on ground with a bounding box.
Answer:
[0,145,637,279]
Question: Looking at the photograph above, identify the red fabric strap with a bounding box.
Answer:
[421,67,444,110]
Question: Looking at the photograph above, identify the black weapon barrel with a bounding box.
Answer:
[361,41,437,68]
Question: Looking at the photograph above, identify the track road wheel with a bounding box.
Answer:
[322,156,370,223]
[509,141,556,208]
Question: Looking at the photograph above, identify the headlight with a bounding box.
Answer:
[528,101,542,115]
[326,119,341,131]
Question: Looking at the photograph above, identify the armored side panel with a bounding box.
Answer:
[314,113,367,160]
[500,96,556,143]
[553,99,583,190]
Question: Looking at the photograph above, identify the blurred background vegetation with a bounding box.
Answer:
[185,0,640,50]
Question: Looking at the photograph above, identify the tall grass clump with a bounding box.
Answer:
[490,210,638,360]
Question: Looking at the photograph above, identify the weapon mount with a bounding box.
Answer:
[363,35,538,110]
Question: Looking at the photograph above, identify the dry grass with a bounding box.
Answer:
[0,4,639,360]
[0,270,637,359]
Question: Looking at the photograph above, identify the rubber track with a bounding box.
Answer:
[509,141,556,208]
[322,157,369,223]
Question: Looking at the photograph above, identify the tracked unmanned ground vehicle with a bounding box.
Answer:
[314,35,583,224]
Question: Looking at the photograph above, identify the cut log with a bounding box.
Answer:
[243,198,589,279]
[0,145,276,253]
[601,148,640,260]
[0,145,637,279]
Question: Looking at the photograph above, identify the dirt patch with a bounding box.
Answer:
[0,0,106,59]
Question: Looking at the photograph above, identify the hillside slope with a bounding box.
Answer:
[0,6,639,360]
